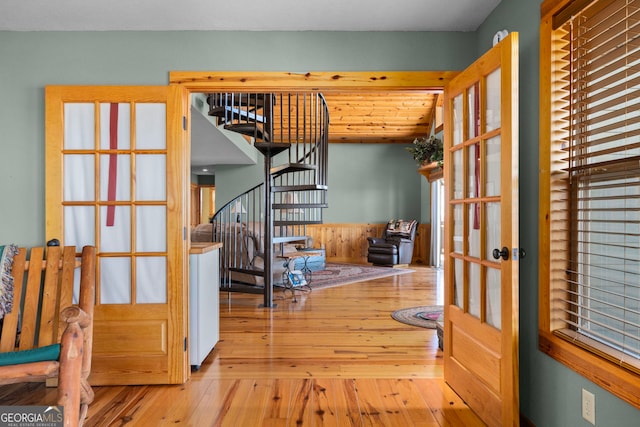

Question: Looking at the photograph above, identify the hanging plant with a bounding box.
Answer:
[406,135,443,167]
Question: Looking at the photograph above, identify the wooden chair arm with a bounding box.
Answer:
[0,361,59,384]
[60,306,92,330]
[367,237,386,245]
[58,321,84,425]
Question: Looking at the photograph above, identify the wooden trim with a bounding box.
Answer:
[539,0,640,410]
[190,183,200,228]
[190,242,223,254]
[167,85,189,384]
[539,332,640,408]
[553,0,597,27]
[417,162,443,183]
[433,93,444,135]
[170,71,459,92]
[539,5,554,339]
[541,0,575,19]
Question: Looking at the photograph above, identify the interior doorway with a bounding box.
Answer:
[200,185,215,223]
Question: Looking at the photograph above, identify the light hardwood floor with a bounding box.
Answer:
[0,265,485,426]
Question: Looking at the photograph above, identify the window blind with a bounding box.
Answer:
[554,0,640,373]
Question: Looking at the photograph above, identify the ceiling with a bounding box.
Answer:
[1,0,499,175]
[323,91,442,144]
[0,0,501,32]
[190,90,443,175]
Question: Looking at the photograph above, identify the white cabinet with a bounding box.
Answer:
[189,242,221,369]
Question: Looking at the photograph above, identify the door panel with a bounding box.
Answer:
[443,33,519,426]
[45,86,188,385]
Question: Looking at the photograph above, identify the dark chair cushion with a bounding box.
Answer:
[367,243,398,255]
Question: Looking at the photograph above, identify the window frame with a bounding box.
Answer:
[539,0,640,409]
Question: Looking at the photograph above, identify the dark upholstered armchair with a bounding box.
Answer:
[367,220,418,266]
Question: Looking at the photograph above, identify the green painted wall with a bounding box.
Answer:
[479,1,640,426]
[0,31,474,246]
[215,143,423,223]
[212,141,424,223]
[325,144,422,223]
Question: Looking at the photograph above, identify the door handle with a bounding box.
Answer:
[492,247,509,261]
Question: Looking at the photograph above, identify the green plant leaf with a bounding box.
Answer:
[406,135,443,165]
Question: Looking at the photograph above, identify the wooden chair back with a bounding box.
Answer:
[0,244,95,427]
[0,246,91,352]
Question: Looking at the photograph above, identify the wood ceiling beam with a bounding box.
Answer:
[170,71,457,92]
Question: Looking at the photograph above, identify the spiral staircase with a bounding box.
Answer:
[207,92,329,307]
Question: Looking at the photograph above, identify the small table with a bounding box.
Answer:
[278,251,322,302]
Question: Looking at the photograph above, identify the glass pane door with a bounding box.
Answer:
[47,85,188,385]
[444,32,519,427]
[63,102,168,305]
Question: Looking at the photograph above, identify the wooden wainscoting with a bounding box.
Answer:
[306,223,431,265]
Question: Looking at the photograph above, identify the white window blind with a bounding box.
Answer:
[554,0,640,372]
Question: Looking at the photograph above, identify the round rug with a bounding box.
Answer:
[391,305,443,329]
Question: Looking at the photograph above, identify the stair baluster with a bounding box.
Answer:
[208,92,329,307]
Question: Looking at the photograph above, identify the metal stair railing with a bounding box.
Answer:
[208,91,329,306]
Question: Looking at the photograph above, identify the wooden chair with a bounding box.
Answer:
[0,244,96,427]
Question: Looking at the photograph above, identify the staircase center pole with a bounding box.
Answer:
[262,151,275,308]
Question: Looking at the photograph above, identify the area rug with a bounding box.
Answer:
[391,305,444,329]
[305,263,413,290]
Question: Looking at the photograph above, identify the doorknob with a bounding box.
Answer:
[492,247,509,261]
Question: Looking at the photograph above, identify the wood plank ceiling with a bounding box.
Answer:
[205,89,442,147]
[324,91,442,144]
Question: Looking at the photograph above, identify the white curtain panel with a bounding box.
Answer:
[62,101,168,304]
[429,180,443,267]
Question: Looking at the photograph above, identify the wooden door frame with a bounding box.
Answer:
[174,70,460,268]
[173,70,458,259]
[170,71,458,93]
[199,184,215,224]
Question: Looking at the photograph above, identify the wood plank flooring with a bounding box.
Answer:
[0,265,485,426]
